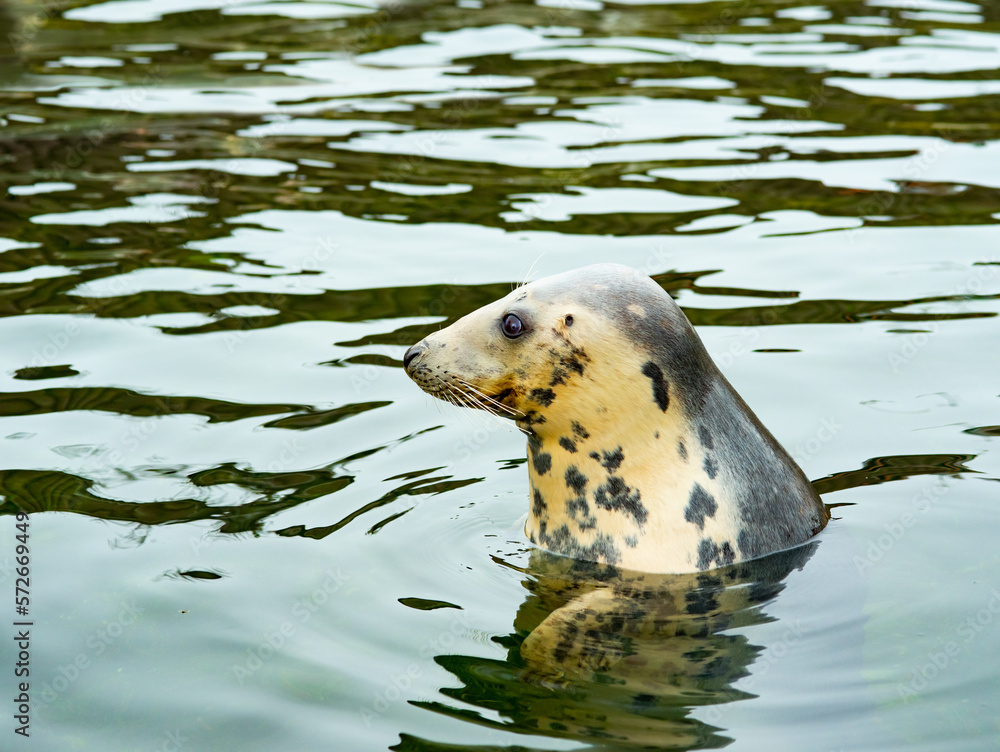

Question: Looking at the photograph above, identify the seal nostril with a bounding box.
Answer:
[403,343,425,369]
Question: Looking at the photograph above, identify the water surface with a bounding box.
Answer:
[1,0,999,749]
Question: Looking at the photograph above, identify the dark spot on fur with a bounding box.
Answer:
[566,495,589,517]
[593,475,647,525]
[591,447,624,473]
[532,488,547,517]
[563,347,587,376]
[531,449,552,476]
[678,440,687,461]
[696,538,736,570]
[521,410,546,427]
[565,466,596,531]
[537,522,621,565]
[684,484,717,530]
[641,361,669,412]
[624,535,638,548]
[567,498,596,531]
[698,425,714,451]
[697,539,718,570]
[530,388,556,407]
[718,541,735,566]
[654,431,660,439]
[547,347,586,384]
[566,273,715,413]
[571,421,589,439]
[565,466,588,495]
[703,456,718,480]
[558,436,577,453]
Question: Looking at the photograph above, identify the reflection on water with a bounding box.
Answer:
[406,545,817,751]
[2,0,1000,748]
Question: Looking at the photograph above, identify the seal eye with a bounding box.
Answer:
[501,313,524,339]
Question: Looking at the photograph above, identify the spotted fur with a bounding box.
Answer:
[641,361,670,412]
[403,263,829,573]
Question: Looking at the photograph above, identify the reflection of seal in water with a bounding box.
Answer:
[403,263,828,573]
[404,543,820,750]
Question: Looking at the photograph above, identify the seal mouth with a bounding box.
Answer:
[472,387,518,416]
[459,384,521,419]
[488,387,514,404]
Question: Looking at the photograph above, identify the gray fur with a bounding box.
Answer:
[698,379,825,559]
[525,264,825,561]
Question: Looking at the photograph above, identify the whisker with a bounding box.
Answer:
[456,378,522,418]
[516,253,546,291]
[448,384,485,425]
[450,383,529,436]
[448,379,521,434]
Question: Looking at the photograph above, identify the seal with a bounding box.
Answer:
[403,263,828,573]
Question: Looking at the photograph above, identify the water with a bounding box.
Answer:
[1,0,999,749]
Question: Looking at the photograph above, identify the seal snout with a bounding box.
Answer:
[403,341,427,372]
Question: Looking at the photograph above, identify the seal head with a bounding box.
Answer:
[404,263,828,573]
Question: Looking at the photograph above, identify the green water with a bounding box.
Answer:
[1,0,999,748]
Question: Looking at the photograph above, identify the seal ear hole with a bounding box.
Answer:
[564,314,574,326]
